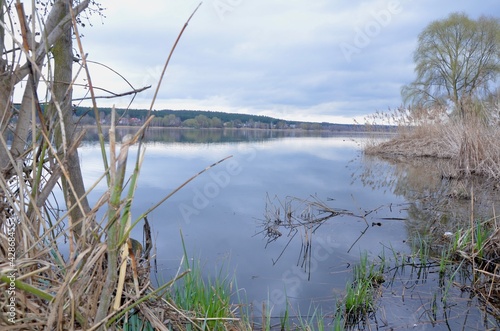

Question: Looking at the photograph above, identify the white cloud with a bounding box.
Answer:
[75,0,500,124]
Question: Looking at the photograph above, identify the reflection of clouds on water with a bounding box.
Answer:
[77,131,410,316]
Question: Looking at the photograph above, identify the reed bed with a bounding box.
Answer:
[449,209,500,319]
[0,115,190,330]
[365,109,500,180]
[406,207,500,321]
[363,104,500,324]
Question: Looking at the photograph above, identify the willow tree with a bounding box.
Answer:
[402,12,500,121]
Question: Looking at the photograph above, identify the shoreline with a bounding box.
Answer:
[82,124,396,135]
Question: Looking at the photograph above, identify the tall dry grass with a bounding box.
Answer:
[365,104,500,180]
[0,113,169,329]
[0,2,247,330]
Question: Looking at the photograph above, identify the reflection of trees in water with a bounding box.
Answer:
[82,127,343,145]
[358,154,500,248]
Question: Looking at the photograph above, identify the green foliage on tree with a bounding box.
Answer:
[210,116,223,128]
[182,118,199,128]
[72,106,372,132]
[401,12,500,121]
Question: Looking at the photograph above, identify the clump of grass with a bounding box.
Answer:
[243,292,335,331]
[295,305,326,331]
[167,234,238,331]
[418,207,500,319]
[448,218,495,265]
[338,252,385,327]
[279,298,291,331]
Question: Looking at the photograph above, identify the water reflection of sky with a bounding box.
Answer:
[79,134,410,315]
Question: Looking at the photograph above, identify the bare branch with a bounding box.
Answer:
[72,85,151,101]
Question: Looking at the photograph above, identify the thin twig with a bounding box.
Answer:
[72,85,151,101]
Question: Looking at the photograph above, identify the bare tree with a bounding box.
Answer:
[0,0,92,237]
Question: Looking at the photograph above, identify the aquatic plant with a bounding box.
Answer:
[399,203,500,322]
[167,233,238,331]
[295,305,326,331]
[340,252,385,327]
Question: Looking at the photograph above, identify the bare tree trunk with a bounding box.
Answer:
[49,0,91,241]
[10,74,38,161]
[0,0,90,172]
[0,77,13,170]
[0,0,14,171]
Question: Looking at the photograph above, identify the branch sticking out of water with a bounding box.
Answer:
[258,194,362,279]
[258,194,409,279]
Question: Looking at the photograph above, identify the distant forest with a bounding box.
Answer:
[72,107,386,132]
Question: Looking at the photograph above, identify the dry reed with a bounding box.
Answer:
[365,104,500,318]
[365,108,500,180]
[0,2,247,330]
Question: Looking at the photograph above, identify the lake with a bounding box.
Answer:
[79,128,499,330]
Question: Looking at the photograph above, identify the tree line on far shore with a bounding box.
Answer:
[72,106,375,131]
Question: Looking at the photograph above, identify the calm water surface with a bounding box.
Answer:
[79,128,498,330]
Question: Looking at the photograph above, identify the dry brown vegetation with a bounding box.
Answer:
[363,103,500,320]
[364,106,500,180]
[0,2,247,330]
[0,119,196,330]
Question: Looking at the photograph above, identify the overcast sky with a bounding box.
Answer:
[75,0,499,124]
